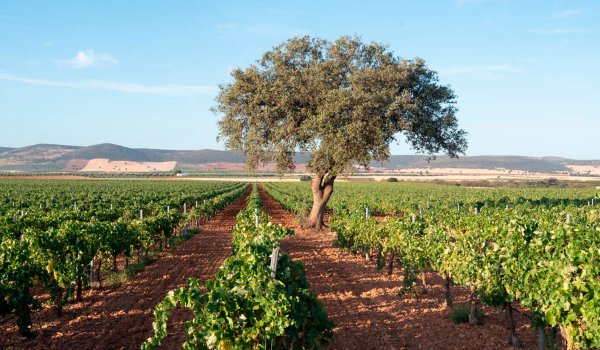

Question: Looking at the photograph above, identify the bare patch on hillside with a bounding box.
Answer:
[81,159,176,172]
[63,159,89,171]
[197,162,307,172]
[567,164,600,175]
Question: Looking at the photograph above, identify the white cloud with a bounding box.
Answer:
[456,0,505,6]
[552,8,584,19]
[41,40,55,48]
[216,21,306,38]
[68,49,117,68]
[439,64,523,80]
[0,72,217,96]
[528,28,596,35]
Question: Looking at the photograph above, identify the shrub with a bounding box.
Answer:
[300,175,312,182]
[450,304,484,324]
[385,177,398,182]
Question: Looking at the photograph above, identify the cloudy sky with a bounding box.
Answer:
[0,0,598,158]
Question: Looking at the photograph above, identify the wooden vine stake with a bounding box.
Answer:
[270,247,280,279]
[90,260,94,285]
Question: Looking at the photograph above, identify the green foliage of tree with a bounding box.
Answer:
[215,35,467,229]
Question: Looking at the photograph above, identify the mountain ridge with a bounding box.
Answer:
[0,143,598,173]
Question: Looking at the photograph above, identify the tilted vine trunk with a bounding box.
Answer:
[561,324,579,350]
[304,175,336,230]
[387,250,395,275]
[505,302,520,347]
[444,275,452,309]
[53,282,63,317]
[18,286,33,337]
[76,274,83,301]
[96,257,103,288]
[468,285,480,325]
[376,245,383,268]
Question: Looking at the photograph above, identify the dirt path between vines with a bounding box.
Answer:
[258,186,538,350]
[1,189,249,350]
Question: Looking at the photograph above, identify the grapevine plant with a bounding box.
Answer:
[143,185,334,349]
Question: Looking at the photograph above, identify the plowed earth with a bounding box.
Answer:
[258,186,539,350]
[1,190,249,350]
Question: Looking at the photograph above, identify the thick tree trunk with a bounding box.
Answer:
[304,175,336,230]
[505,302,520,347]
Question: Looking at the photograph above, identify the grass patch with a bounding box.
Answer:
[103,228,202,286]
[170,228,201,246]
[104,254,159,286]
[450,304,484,324]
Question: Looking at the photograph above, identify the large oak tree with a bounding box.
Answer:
[215,36,467,229]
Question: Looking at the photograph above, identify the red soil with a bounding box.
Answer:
[0,190,249,350]
[258,185,539,350]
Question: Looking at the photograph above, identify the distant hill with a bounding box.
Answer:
[378,155,570,173]
[0,143,598,174]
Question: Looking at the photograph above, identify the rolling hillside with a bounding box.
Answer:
[0,143,598,174]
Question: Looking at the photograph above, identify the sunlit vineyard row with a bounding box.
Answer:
[0,179,247,336]
[265,182,600,349]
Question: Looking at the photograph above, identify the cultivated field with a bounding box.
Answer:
[1,179,599,349]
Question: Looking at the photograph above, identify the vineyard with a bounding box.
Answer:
[264,182,600,349]
[0,179,247,340]
[1,179,599,349]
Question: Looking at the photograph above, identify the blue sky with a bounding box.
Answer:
[0,0,598,159]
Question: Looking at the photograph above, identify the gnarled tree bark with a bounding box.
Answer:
[304,174,336,230]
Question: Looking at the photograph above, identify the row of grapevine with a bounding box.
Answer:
[143,185,334,349]
[265,182,600,349]
[0,179,248,337]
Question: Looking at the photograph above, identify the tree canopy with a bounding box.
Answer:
[215,35,467,177]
